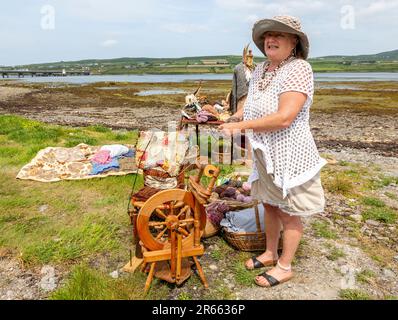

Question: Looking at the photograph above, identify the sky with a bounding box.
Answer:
[0,0,397,66]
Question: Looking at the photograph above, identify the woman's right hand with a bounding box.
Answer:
[225,116,240,123]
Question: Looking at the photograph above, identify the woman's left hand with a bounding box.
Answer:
[218,122,242,136]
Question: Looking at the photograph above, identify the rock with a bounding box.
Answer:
[6,290,15,300]
[209,264,218,271]
[366,220,380,227]
[39,266,57,292]
[0,248,11,258]
[109,270,119,279]
[337,258,346,266]
[39,205,49,213]
[382,269,395,279]
[351,214,363,223]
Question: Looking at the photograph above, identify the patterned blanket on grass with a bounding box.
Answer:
[16,143,137,182]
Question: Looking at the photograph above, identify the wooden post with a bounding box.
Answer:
[170,228,176,280]
[193,256,208,289]
[144,262,156,294]
[176,232,182,281]
[194,201,201,247]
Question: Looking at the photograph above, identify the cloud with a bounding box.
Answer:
[162,23,209,34]
[100,39,118,47]
[357,0,398,17]
[64,0,156,23]
[246,14,260,24]
[215,0,327,14]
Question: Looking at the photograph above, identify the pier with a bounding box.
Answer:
[0,69,90,78]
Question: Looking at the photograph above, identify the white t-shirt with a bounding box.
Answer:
[243,58,327,198]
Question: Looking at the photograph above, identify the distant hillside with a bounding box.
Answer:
[2,49,397,74]
[314,49,398,61]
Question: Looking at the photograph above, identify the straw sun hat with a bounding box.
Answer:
[252,15,309,60]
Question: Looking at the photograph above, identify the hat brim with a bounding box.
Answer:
[252,19,309,60]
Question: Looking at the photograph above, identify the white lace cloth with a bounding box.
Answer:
[244,58,327,198]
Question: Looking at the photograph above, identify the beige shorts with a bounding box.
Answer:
[251,149,325,217]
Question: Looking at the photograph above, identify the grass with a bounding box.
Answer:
[362,207,397,224]
[326,246,346,261]
[178,292,192,300]
[202,279,234,300]
[361,197,386,208]
[360,196,397,223]
[356,270,376,284]
[21,216,120,265]
[50,264,169,300]
[0,115,140,268]
[339,289,373,300]
[0,115,138,168]
[385,192,398,200]
[311,220,337,239]
[232,255,256,287]
[367,175,398,190]
[322,172,355,196]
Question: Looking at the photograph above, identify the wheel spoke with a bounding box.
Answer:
[169,201,174,216]
[149,221,167,227]
[155,208,167,219]
[176,205,190,218]
[179,218,194,224]
[155,227,168,240]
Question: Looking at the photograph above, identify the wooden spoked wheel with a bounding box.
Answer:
[137,189,206,252]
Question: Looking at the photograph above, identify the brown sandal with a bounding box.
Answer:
[255,272,294,287]
[254,260,294,287]
[245,256,278,270]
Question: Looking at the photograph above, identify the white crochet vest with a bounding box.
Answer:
[244,59,327,198]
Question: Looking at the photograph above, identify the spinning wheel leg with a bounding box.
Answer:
[192,256,208,289]
[176,233,182,280]
[144,262,156,294]
[141,261,147,273]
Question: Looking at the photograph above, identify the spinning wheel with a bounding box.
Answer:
[137,189,206,251]
[133,162,220,293]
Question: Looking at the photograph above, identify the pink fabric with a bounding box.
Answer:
[92,150,111,164]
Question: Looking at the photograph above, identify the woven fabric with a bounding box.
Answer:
[244,58,327,197]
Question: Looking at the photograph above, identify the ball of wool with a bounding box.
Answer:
[220,187,236,198]
[214,185,227,195]
[227,180,238,188]
[236,194,246,202]
[210,192,219,199]
[242,182,251,191]
[242,196,253,203]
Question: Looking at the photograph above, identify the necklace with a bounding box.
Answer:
[258,55,295,91]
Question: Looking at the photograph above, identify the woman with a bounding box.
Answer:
[219,15,327,287]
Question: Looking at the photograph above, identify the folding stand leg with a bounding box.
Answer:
[192,256,209,289]
[144,262,156,294]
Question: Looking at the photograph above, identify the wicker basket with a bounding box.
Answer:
[222,204,266,251]
[208,198,257,211]
[203,220,220,238]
